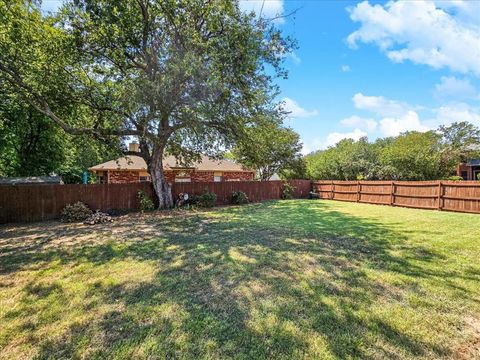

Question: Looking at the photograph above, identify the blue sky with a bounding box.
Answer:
[42,0,480,154]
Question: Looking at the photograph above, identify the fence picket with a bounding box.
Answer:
[313,180,480,214]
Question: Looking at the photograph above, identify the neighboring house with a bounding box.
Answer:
[457,159,480,180]
[89,143,254,184]
[0,176,64,186]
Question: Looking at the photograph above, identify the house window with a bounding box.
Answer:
[175,177,191,183]
[214,172,223,182]
[175,170,191,183]
[461,171,468,180]
[97,171,107,184]
[139,176,150,182]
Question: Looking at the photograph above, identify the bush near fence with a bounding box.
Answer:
[312,180,480,214]
[0,180,311,223]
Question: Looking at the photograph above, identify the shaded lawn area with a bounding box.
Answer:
[0,200,479,359]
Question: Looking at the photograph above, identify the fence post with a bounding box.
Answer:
[331,180,335,200]
[390,181,395,206]
[438,180,443,210]
[356,181,361,202]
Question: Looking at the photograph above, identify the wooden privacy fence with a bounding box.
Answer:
[0,180,311,223]
[312,180,480,214]
[173,179,311,205]
[2,179,478,223]
[0,182,156,224]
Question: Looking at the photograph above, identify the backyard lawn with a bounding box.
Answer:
[1,200,479,359]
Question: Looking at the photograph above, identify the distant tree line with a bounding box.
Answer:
[303,122,480,181]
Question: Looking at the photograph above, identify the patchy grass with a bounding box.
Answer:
[1,200,479,359]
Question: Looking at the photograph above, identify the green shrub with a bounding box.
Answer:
[445,176,463,181]
[232,191,249,205]
[188,195,199,206]
[137,191,155,212]
[61,201,93,222]
[281,181,295,199]
[197,189,217,208]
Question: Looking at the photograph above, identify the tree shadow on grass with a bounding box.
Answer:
[1,201,473,358]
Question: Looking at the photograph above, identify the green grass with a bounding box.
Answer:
[1,200,479,359]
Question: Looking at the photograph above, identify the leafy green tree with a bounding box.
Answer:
[0,84,123,182]
[58,136,125,183]
[438,122,480,171]
[280,157,308,180]
[379,131,448,180]
[232,123,303,180]
[305,124,479,181]
[305,137,384,180]
[0,91,65,176]
[0,0,292,207]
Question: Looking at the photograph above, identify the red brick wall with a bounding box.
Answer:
[108,171,139,184]
[192,171,214,182]
[223,171,254,181]
[164,170,176,183]
[112,169,255,184]
[457,164,472,180]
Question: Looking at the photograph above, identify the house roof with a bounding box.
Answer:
[0,176,64,185]
[88,155,252,172]
[466,159,480,166]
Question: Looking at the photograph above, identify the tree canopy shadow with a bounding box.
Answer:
[1,200,476,359]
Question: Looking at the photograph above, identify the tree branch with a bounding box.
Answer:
[0,62,146,138]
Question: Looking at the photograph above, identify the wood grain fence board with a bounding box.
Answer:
[312,180,480,214]
[0,180,311,223]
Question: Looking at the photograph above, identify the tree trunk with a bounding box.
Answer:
[149,146,173,209]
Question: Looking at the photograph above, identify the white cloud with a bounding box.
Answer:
[347,1,480,76]
[239,0,285,24]
[282,97,319,118]
[380,111,429,137]
[301,137,328,154]
[288,52,301,64]
[434,1,480,27]
[329,91,480,150]
[340,115,377,132]
[353,93,411,117]
[434,76,479,99]
[351,92,480,137]
[325,129,368,147]
[341,65,351,72]
[428,103,480,128]
[352,93,429,136]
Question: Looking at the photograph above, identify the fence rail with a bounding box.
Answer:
[1,179,478,223]
[312,180,480,214]
[0,180,311,224]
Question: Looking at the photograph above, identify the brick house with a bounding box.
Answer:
[88,144,254,184]
[456,159,480,180]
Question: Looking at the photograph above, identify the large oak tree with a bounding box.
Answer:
[0,0,292,207]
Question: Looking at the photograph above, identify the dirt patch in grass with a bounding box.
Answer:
[455,316,480,360]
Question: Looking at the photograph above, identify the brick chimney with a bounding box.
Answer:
[128,142,140,152]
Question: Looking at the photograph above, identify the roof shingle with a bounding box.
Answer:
[88,155,252,172]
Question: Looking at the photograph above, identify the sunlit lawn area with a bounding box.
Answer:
[1,200,479,359]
